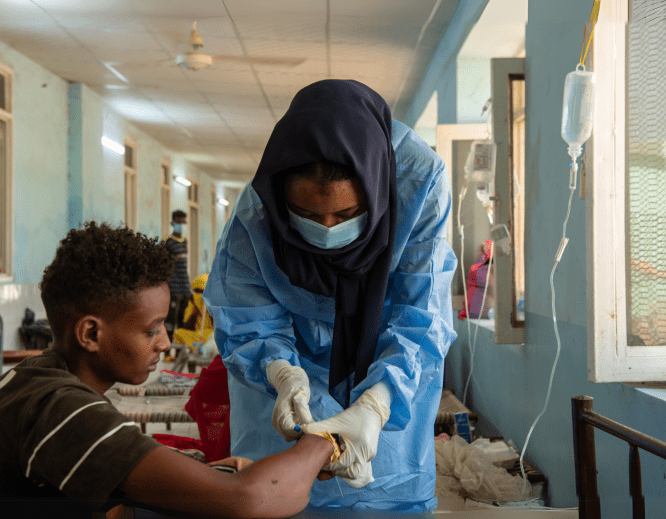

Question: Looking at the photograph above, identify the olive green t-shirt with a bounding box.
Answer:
[0,349,159,515]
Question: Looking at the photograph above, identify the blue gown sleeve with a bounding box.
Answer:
[204,209,301,394]
[348,131,458,430]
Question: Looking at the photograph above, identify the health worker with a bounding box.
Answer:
[204,79,457,512]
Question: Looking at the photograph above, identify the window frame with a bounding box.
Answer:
[123,139,137,231]
[187,177,200,280]
[587,0,666,382]
[491,57,526,344]
[0,62,13,281]
[161,160,171,238]
[211,184,217,259]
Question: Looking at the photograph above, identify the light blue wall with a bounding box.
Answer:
[457,57,491,124]
[401,0,489,128]
[67,83,83,230]
[0,41,69,284]
[442,0,666,514]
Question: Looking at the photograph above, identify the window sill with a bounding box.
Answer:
[625,382,666,402]
[458,317,495,332]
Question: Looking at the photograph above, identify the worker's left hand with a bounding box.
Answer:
[301,382,391,488]
[266,359,315,441]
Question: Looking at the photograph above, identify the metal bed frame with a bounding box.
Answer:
[572,395,666,519]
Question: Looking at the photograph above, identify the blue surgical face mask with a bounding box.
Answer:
[288,209,368,249]
[173,223,186,235]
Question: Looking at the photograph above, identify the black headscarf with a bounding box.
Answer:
[251,80,397,408]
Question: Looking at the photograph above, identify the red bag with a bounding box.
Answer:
[185,355,231,462]
[152,434,204,452]
[458,239,494,319]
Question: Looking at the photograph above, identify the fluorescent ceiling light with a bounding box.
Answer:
[101,136,125,155]
[218,198,229,206]
[175,176,192,187]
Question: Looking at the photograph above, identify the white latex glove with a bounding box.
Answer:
[301,382,391,488]
[266,359,314,441]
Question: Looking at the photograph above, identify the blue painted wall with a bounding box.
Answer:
[0,40,69,285]
[67,83,83,230]
[401,0,489,128]
[441,0,666,514]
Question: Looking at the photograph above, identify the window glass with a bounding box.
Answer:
[0,118,6,274]
[124,145,133,168]
[625,0,666,346]
[0,75,5,111]
[510,77,526,322]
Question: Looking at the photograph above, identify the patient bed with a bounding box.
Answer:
[572,395,666,519]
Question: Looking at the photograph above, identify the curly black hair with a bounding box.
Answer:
[172,209,186,221]
[40,221,176,341]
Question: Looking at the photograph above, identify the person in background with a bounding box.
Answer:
[204,79,457,512]
[164,209,190,345]
[172,273,218,370]
[0,222,336,519]
[173,273,214,350]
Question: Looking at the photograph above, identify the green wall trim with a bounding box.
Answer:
[67,82,83,230]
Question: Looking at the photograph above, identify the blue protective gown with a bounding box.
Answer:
[204,120,457,512]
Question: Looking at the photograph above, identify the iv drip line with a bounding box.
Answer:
[458,98,496,409]
[462,243,494,407]
[519,162,577,499]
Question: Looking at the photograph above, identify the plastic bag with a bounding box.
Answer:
[435,434,535,504]
[185,356,231,462]
[19,308,53,350]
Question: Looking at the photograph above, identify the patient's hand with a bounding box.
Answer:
[208,456,253,472]
[317,470,335,481]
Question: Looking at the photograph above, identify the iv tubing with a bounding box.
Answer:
[462,244,494,407]
[457,188,474,407]
[519,162,577,498]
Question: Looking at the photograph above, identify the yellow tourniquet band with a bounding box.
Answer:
[311,431,342,465]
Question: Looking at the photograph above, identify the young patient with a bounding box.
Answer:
[0,222,334,519]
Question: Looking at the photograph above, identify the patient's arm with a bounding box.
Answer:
[207,456,254,471]
[120,434,334,519]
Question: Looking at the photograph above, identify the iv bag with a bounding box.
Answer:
[464,140,496,184]
[561,66,596,149]
[476,182,495,225]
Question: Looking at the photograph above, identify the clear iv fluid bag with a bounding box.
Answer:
[561,66,597,150]
[464,139,496,184]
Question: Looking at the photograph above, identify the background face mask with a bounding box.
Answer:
[173,223,187,236]
[289,209,367,249]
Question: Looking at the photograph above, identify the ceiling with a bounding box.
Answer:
[0,0,525,184]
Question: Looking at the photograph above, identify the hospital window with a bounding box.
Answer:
[187,178,200,280]
[490,57,526,344]
[161,161,171,238]
[0,63,12,279]
[124,140,137,231]
[589,0,666,382]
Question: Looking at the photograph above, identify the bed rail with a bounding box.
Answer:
[572,395,666,519]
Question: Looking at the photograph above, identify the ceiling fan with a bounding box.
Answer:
[175,22,306,71]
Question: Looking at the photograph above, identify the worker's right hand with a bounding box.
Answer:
[266,359,314,441]
[301,382,391,488]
